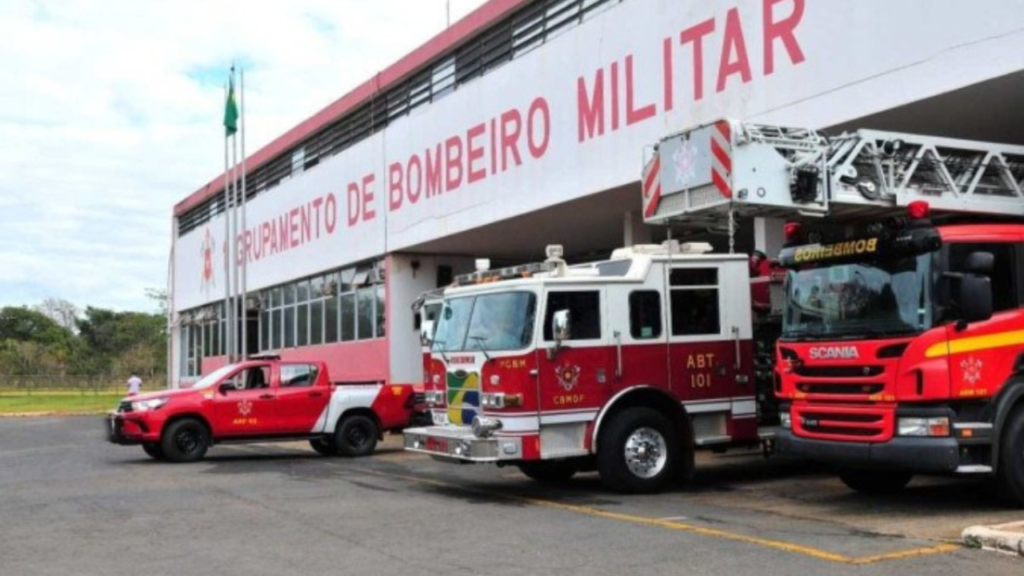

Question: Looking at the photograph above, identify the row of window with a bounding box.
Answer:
[178,0,625,236]
[180,261,386,377]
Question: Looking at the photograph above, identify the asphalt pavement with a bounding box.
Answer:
[0,416,1020,575]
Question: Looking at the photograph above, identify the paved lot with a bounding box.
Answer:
[1,416,1021,575]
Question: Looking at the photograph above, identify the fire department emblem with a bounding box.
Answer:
[237,399,253,416]
[961,356,983,386]
[555,364,581,392]
[200,228,216,294]
[672,140,698,186]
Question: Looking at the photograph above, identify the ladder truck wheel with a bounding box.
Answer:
[597,407,680,494]
[309,437,339,457]
[335,414,379,457]
[516,460,577,484]
[996,405,1024,507]
[837,468,912,495]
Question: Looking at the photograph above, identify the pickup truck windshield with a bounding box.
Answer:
[191,364,240,388]
[783,254,933,340]
[433,292,536,353]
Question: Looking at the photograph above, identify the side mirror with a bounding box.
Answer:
[957,274,992,326]
[965,251,994,275]
[218,381,238,394]
[548,309,571,360]
[552,309,571,342]
[420,320,435,347]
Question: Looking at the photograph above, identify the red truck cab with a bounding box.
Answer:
[775,220,1024,503]
[107,355,417,462]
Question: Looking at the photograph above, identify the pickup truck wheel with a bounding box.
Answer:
[335,415,379,457]
[142,442,164,460]
[309,437,338,457]
[996,405,1024,507]
[597,407,680,494]
[161,418,209,463]
[838,469,912,495]
[517,460,577,484]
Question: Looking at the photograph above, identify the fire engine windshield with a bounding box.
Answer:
[783,254,933,339]
[432,292,536,353]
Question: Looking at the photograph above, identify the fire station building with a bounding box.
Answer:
[170,0,1024,386]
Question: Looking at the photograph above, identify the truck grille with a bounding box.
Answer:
[793,404,893,442]
[794,365,883,377]
[796,382,884,396]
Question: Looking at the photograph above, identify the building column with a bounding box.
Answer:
[754,217,785,258]
[623,210,652,247]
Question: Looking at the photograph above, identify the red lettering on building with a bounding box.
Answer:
[764,0,805,75]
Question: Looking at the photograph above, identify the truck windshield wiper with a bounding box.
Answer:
[469,335,492,362]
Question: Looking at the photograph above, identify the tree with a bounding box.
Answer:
[34,298,81,333]
[76,307,165,376]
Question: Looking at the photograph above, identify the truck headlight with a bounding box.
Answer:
[780,411,791,429]
[425,390,445,406]
[481,393,523,409]
[897,417,949,437]
[131,397,168,412]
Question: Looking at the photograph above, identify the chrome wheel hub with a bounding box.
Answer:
[624,427,668,479]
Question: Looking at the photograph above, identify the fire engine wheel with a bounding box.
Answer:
[309,437,338,457]
[517,460,578,484]
[160,418,209,463]
[837,468,913,495]
[335,415,379,457]
[597,407,680,494]
[996,405,1024,507]
[142,442,165,460]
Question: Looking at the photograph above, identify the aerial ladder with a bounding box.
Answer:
[642,119,1024,228]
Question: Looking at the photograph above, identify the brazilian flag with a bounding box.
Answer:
[224,73,239,137]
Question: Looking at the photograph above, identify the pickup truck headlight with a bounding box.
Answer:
[897,416,949,437]
[779,411,791,429]
[131,397,169,412]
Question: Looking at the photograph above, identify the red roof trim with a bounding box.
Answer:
[175,0,533,217]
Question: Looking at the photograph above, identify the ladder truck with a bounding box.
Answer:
[643,119,1024,504]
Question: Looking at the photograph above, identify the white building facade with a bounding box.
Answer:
[171,0,1024,386]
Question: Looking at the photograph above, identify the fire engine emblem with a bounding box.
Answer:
[672,140,698,186]
[961,356,983,386]
[556,364,581,392]
[200,228,216,294]
[237,399,253,416]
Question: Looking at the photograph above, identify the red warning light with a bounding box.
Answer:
[907,201,930,220]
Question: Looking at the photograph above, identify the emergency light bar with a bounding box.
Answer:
[453,261,555,286]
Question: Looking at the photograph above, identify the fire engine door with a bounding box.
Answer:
[536,289,614,417]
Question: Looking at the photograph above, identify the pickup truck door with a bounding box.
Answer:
[212,364,276,436]
[274,363,332,434]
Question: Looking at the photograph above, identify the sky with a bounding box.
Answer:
[0,0,489,314]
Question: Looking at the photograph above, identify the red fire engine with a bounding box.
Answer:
[404,243,774,493]
[643,119,1024,504]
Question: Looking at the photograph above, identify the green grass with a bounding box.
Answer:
[0,392,125,415]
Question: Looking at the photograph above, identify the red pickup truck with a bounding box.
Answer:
[107,356,419,462]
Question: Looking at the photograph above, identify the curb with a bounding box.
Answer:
[0,411,109,418]
[962,522,1024,556]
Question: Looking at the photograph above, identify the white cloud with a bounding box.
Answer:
[0,0,488,313]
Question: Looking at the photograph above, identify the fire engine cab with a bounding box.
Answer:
[404,243,768,493]
[643,119,1024,504]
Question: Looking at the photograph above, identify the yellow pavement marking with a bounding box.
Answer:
[350,466,959,565]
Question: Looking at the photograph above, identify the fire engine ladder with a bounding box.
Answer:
[643,119,1024,228]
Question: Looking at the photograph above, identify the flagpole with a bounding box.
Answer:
[222,81,233,364]
[240,67,248,360]
[230,69,240,362]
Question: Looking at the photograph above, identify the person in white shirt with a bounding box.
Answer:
[127,374,142,396]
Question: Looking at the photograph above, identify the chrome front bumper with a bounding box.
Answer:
[403,425,522,462]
